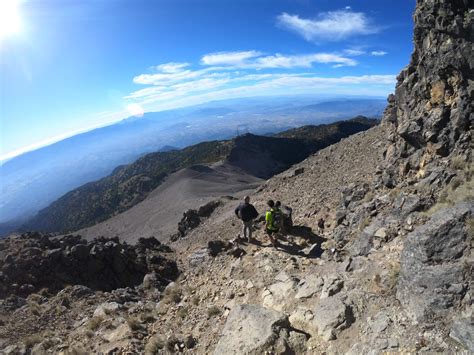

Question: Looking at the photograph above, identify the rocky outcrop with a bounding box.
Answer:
[172,200,222,241]
[214,304,297,354]
[0,233,178,298]
[450,317,474,351]
[397,202,473,321]
[383,0,472,181]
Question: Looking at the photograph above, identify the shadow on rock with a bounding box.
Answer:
[278,225,326,258]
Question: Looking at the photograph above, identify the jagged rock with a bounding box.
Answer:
[335,210,346,225]
[289,307,319,338]
[320,275,344,299]
[294,167,305,176]
[102,323,132,346]
[214,304,291,355]
[314,296,352,341]
[0,233,178,297]
[382,0,473,172]
[341,183,369,208]
[449,318,474,352]
[207,240,233,257]
[369,312,391,334]
[227,246,246,258]
[262,271,298,312]
[295,274,324,299]
[197,200,221,217]
[173,201,222,240]
[397,202,473,321]
[93,302,121,317]
[177,209,201,239]
[348,231,373,257]
[143,273,160,290]
[293,295,353,341]
[188,248,208,267]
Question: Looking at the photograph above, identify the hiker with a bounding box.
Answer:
[234,196,259,242]
[318,217,325,234]
[265,200,280,248]
[275,201,293,233]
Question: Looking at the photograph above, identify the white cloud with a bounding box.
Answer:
[199,51,356,69]
[133,71,199,85]
[132,51,357,90]
[344,48,365,56]
[124,49,396,118]
[255,53,356,68]
[201,50,262,66]
[155,62,189,73]
[371,50,387,56]
[277,10,377,42]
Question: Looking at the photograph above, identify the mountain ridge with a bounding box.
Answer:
[22,117,378,234]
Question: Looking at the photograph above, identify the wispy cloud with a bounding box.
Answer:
[344,48,366,56]
[201,50,262,66]
[277,9,378,42]
[199,51,356,69]
[155,62,190,73]
[371,50,388,56]
[123,48,395,121]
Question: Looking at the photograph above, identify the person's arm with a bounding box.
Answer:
[265,211,270,228]
[251,205,258,219]
[235,205,240,217]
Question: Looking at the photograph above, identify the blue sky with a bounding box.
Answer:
[0,0,416,160]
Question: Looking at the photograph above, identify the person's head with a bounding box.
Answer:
[267,199,274,208]
[275,201,281,208]
[244,196,250,203]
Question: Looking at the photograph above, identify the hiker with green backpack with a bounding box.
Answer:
[265,200,281,248]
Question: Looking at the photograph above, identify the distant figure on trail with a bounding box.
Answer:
[265,200,280,248]
[318,217,325,234]
[235,196,259,242]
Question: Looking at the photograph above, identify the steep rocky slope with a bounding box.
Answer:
[79,162,262,244]
[0,1,473,354]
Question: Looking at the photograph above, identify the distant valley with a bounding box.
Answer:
[0,96,385,235]
[23,117,378,236]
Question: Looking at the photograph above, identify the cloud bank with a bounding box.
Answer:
[125,49,396,113]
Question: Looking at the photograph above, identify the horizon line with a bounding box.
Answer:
[0,93,387,164]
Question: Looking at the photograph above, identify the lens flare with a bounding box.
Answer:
[0,0,22,40]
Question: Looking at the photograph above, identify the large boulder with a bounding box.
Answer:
[214,304,291,355]
[290,295,353,341]
[261,271,298,312]
[397,202,472,321]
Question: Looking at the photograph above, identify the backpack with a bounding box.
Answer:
[273,209,282,228]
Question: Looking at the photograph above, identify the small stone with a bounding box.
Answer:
[374,228,387,239]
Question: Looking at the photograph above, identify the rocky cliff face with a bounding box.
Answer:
[383,0,472,183]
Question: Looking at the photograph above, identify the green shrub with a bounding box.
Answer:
[86,315,104,331]
[207,306,221,317]
[177,306,189,319]
[145,335,165,355]
[126,316,143,331]
[450,155,466,170]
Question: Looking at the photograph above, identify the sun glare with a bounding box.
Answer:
[0,0,22,40]
[126,103,145,117]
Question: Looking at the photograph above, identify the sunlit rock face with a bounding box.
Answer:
[382,0,473,181]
